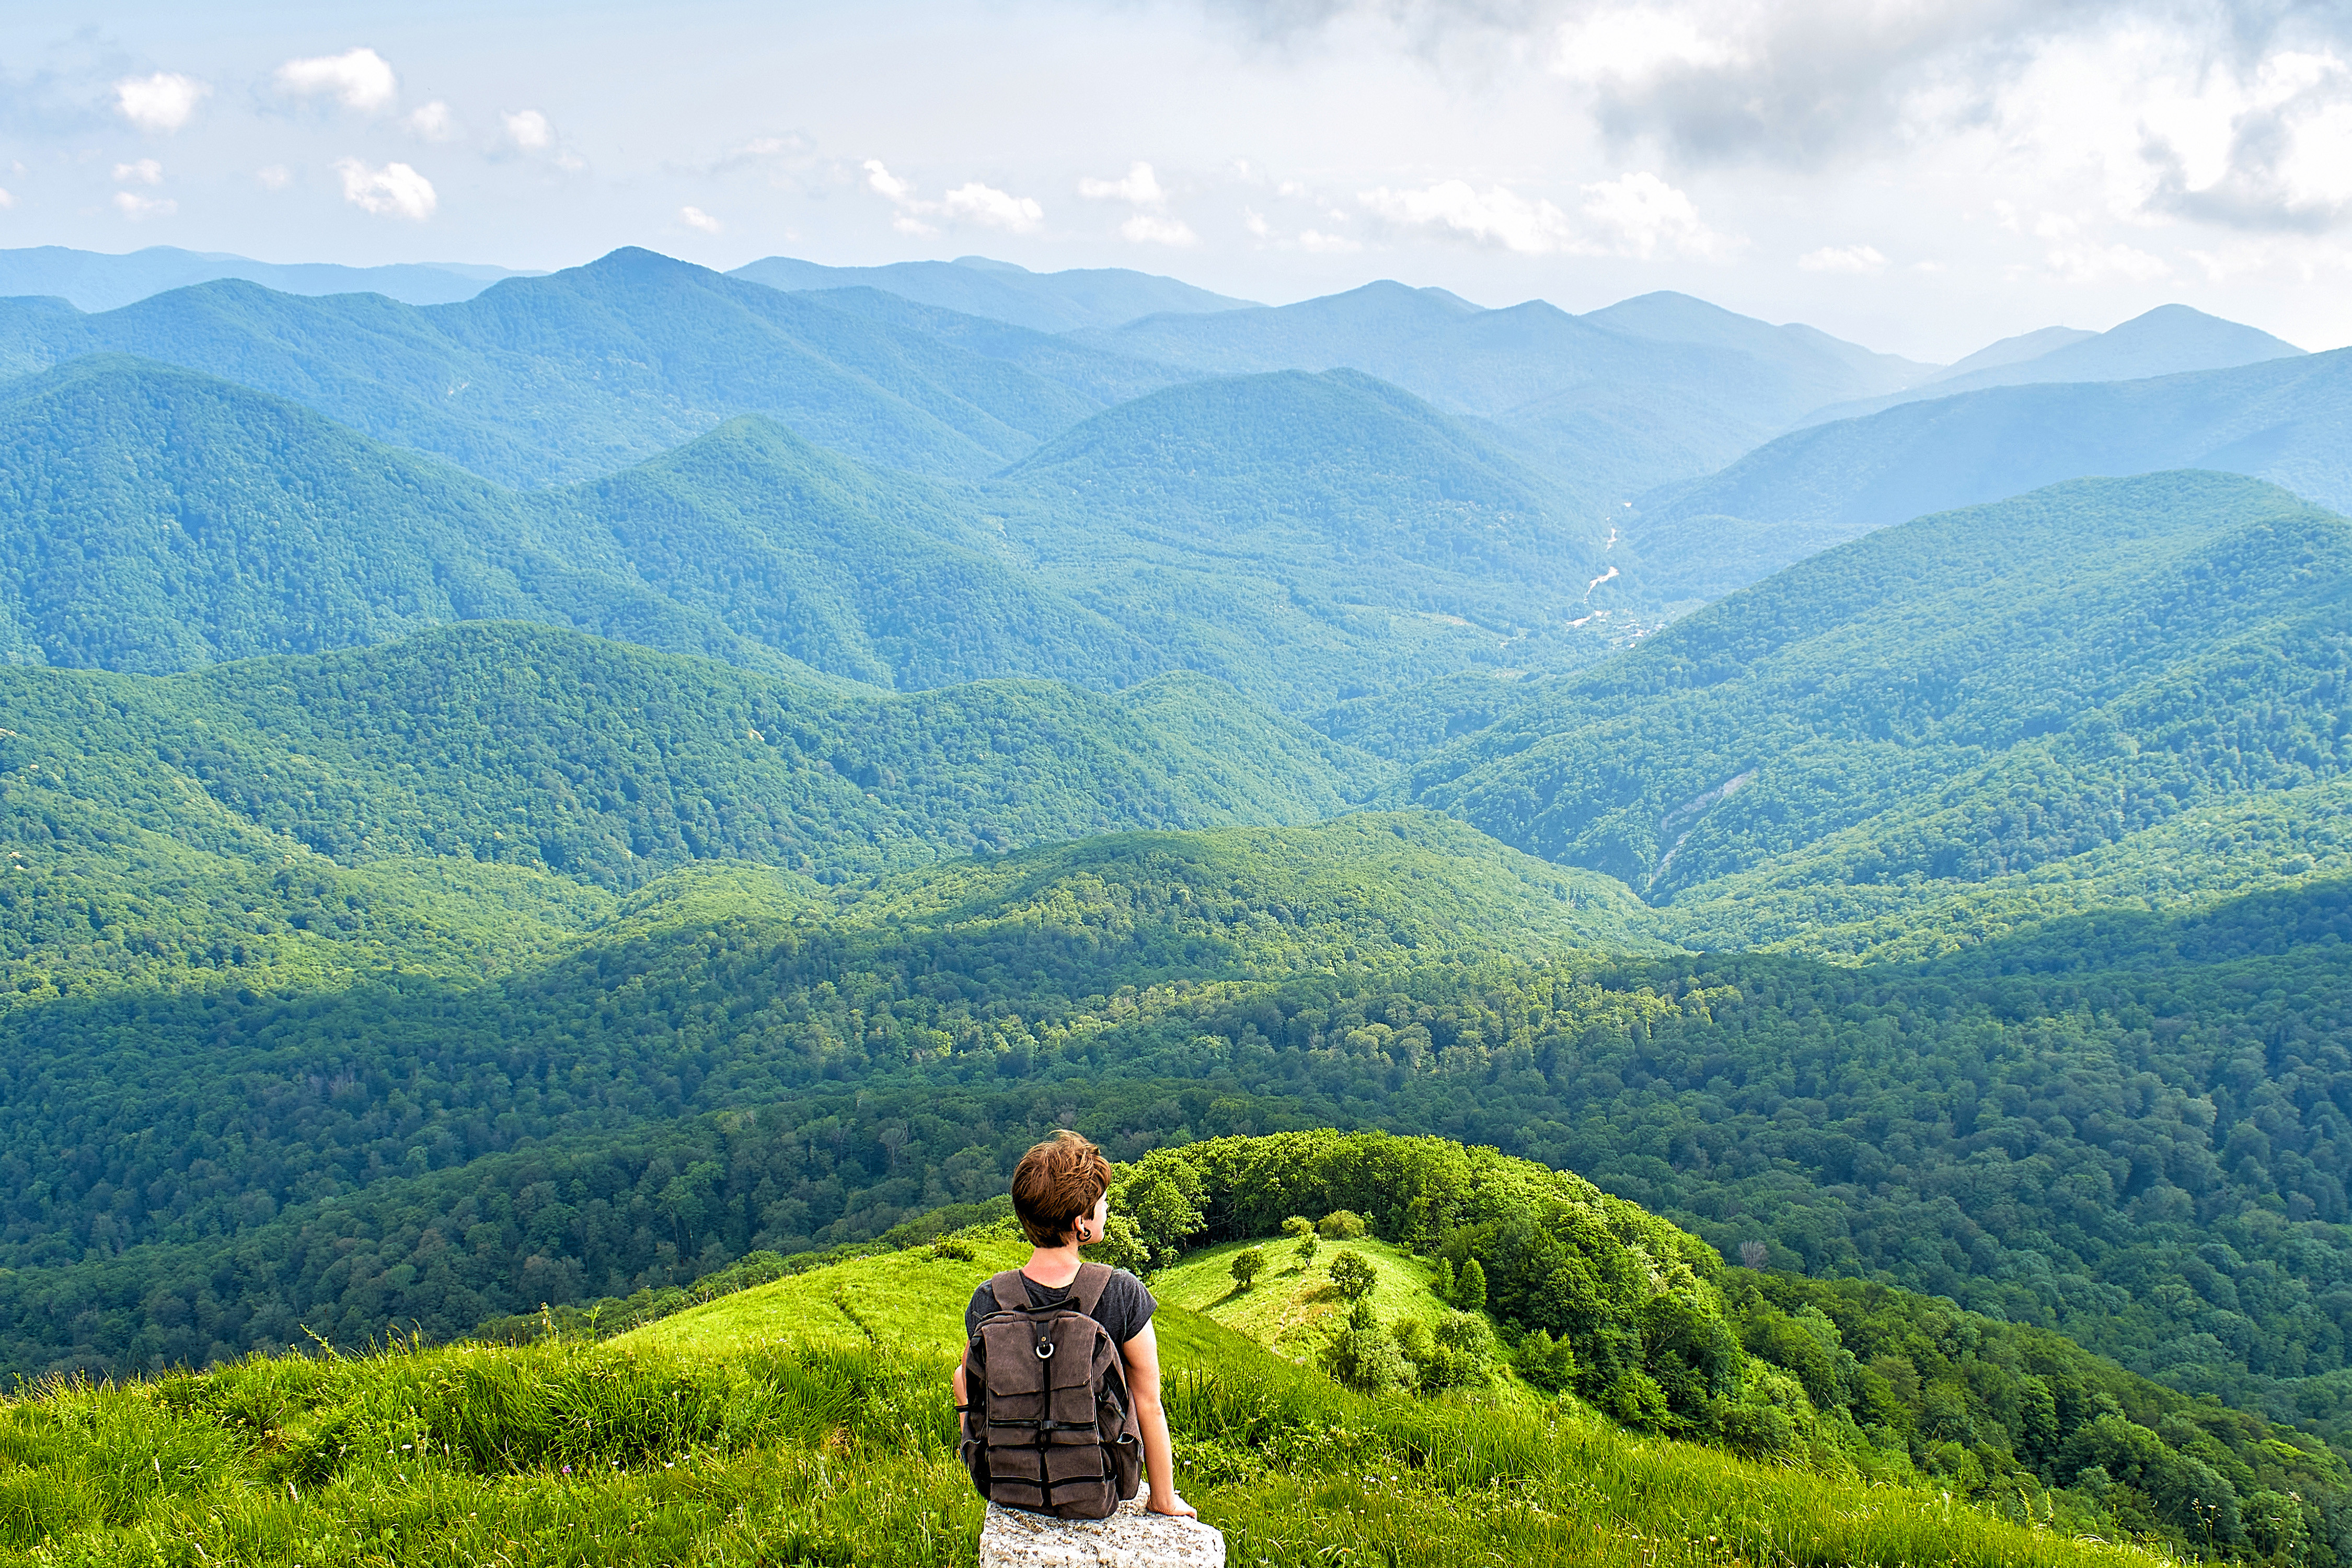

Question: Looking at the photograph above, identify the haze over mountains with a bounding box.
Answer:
[1633,346,2352,599]
[10,236,2352,1500]
[0,244,535,312]
[730,251,1252,332]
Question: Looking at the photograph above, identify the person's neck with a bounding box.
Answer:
[1022,1243,1084,1288]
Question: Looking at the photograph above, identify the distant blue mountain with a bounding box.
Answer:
[0,248,1156,485]
[1079,284,1938,508]
[730,253,1251,332]
[1632,347,2352,600]
[0,245,532,312]
[1800,304,2303,425]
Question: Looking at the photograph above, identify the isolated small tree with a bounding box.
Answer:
[1283,1216,1317,1269]
[1317,1209,1368,1240]
[1432,1257,1456,1301]
[1452,1257,1487,1313]
[1230,1246,1266,1292]
[1329,1249,1377,1303]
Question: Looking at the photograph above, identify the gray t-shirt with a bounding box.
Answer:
[965,1267,1156,1347]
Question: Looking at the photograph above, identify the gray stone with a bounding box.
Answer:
[978,1485,1226,1568]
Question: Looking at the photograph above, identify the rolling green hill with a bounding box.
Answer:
[1403,472,2352,947]
[0,618,1376,1002]
[988,368,1647,704]
[0,350,1644,707]
[0,355,821,676]
[0,1146,2196,1568]
[608,1130,2352,1564]
[535,412,1157,691]
[1632,349,2352,601]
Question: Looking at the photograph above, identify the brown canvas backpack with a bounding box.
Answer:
[958,1263,1145,1518]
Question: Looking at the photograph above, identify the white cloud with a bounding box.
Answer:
[1579,170,1725,257]
[864,160,1043,234]
[680,204,723,234]
[1551,6,1744,88]
[0,189,15,211]
[405,101,457,140]
[1359,170,1723,257]
[1243,207,1271,238]
[1798,243,1888,272]
[1080,162,1167,205]
[864,159,916,204]
[1361,180,1575,252]
[2030,213,2170,282]
[335,158,437,221]
[276,48,399,112]
[943,181,1044,232]
[113,73,208,133]
[112,159,163,187]
[257,165,292,191]
[1121,213,1198,245]
[502,110,555,151]
[1297,228,1362,252]
[862,159,937,235]
[113,191,175,220]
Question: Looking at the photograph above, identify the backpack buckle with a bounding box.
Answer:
[1035,1337,1055,1359]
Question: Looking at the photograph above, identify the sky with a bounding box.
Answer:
[5,0,2351,361]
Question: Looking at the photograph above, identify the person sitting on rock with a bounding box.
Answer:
[955,1130,1196,1520]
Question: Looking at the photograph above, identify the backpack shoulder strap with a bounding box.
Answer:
[1068,1261,1115,1316]
[986,1270,1030,1313]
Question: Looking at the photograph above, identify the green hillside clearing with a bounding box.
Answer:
[1153,1234,1454,1370]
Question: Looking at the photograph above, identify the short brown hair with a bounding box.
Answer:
[1010,1131,1113,1247]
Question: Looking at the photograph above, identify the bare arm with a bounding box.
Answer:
[1121,1320,1196,1518]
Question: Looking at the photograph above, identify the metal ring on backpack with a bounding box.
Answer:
[1035,1340,1055,1359]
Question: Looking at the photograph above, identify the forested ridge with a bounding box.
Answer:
[1404,472,2352,955]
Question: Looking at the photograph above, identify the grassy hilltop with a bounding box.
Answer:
[0,1131,2225,1568]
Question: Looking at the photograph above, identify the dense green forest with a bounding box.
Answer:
[0,351,1634,706]
[1405,471,2352,953]
[8,804,2352,1460]
[0,620,1390,1004]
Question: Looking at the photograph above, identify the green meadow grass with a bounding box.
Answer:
[1153,1235,1452,1365]
[0,1238,2169,1567]
[615,1234,1032,1360]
